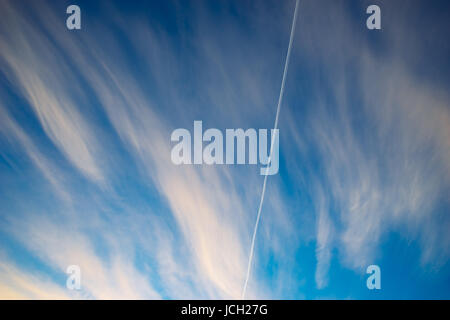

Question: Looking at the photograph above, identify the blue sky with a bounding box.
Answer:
[0,0,449,299]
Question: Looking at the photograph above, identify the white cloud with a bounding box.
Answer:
[287,0,450,286]
[0,0,293,299]
[0,1,104,184]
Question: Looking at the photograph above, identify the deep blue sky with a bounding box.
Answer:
[0,0,449,299]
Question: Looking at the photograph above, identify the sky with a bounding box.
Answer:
[0,0,449,299]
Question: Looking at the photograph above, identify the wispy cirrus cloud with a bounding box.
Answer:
[0,1,105,184]
[0,256,72,300]
[0,0,294,299]
[0,0,449,300]
[284,0,450,287]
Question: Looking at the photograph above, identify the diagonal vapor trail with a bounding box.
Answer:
[242,0,300,299]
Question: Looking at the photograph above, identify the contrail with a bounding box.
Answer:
[241,0,300,299]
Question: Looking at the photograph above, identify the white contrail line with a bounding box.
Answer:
[241,0,300,299]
